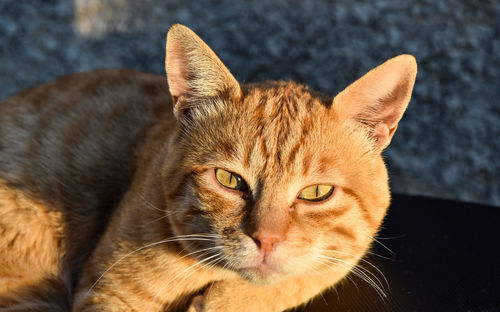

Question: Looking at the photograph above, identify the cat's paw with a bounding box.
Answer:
[186,295,205,312]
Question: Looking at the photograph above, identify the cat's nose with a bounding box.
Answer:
[251,230,284,255]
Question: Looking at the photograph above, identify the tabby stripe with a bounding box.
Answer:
[343,188,375,226]
[304,204,350,223]
[333,225,357,241]
[286,141,302,166]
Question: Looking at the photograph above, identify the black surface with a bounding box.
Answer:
[298,194,500,312]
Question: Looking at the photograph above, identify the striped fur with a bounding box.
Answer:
[0,24,416,311]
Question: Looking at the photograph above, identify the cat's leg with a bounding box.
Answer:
[186,266,351,312]
[0,184,70,311]
[72,290,139,312]
[0,276,71,312]
[73,273,208,312]
[73,247,219,312]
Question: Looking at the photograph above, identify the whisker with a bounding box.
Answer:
[177,246,223,260]
[205,281,217,300]
[320,258,380,298]
[375,235,406,240]
[367,234,395,255]
[317,255,387,301]
[323,256,384,291]
[143,214,170,226]
[349,265,386,298]
[166,233,219,238]
[312,258,359,293]
[320,249,390,290]
[133,191,166,213]
[149,250,217,312]
[150,253,223,312]
[366,250,395,261]
[160,256,225,311]
[305,259,328,276]
[358,258,389,290]
[87,234,217,293]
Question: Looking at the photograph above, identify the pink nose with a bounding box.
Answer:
[252,231,284,255]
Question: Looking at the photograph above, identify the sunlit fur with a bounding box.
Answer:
[163,81,389,285]
[0,24,416,311]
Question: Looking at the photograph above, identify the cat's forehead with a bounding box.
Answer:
[238,82,333,140]
[241,82,332,112]
[187,81,370,183]
[226,82,348,179]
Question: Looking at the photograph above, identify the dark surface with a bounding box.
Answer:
[299,194,500,312]
[0,0,499,206]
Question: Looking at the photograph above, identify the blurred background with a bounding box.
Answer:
[0,0,498,206]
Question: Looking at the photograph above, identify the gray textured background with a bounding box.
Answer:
[0,0,498,206]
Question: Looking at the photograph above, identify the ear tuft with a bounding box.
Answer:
[334,54,417,150]
[165,24,241,119]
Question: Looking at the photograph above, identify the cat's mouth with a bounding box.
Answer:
[243,263,276,277]
[237,259,287,283]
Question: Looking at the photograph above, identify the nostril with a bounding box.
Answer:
[252,231,283,254]
[252,236,262,248]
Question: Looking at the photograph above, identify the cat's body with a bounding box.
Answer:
[0,69,172,310]
[0,25,416,311]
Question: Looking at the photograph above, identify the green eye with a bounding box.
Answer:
[215,169,249,192]
[298,185,334,202]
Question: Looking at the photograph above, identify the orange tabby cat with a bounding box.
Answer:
[0,24,416,311]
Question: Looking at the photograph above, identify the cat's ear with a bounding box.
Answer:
[165,24,241,120]
[333,55,417,150]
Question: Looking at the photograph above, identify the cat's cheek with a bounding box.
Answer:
[222,236,261,266]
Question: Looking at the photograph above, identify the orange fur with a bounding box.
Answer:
[0,24,416,311]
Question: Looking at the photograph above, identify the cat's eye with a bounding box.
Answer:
[215,169,249,192]
[298,185,334,202]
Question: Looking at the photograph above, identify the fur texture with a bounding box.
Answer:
[0,24,416,311]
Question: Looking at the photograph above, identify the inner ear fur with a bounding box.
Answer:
[165,24,241,119]
[333,54,417,150]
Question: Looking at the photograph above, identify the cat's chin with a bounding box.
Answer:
[237,263,289,285]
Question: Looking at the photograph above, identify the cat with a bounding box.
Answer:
[0,24,417,311]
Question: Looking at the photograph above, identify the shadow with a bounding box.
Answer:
[294,194,500,311]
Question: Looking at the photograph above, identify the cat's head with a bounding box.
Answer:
[161,24,416,284]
